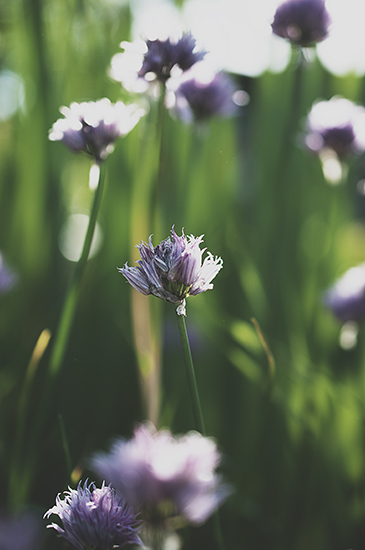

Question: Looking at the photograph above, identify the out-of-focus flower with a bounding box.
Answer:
[138,33,206,83]
[44,480,142,550]
[0,511,42,550]
[271,0,331,47]
[323,264,365,322]
[91,423,230,526]
[119,227,223,309]
[49,99,145,162]
[305,96,365,158]
[173,69,239,123]
[109,33,205,94]
[0,253,17,295]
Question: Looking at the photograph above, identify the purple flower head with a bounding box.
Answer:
[44,480,142,550]
[0,511,42,550]
[174,71,238,123]
[119,227,223,309]
[271,0,331,47]
[323,264,365,323]
[138,33,206,84]
[0,253,17,295]
[91,423,230,526]
[49,99,145,161]
[305,97,365,158]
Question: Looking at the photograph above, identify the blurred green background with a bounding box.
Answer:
[2,0,365,549]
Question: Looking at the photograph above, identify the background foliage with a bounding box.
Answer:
[2,0,365,549]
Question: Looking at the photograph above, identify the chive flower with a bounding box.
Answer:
[138,33,206,84]
[91,423,230,526]
[305,96,365,158]
[119,227,223,308]
[44,480,142,550]
[323,264,365,322]
[174,71,238,123]
[271,0,331,47]
[49,98,144,162]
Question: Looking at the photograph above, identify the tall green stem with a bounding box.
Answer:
[176,306,227,550]
[49,162,105,376]
[9,163,105,510]
[176,308,205,435]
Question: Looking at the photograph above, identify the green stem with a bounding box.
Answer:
[9,163,105,510]
[49,162,105,376]
[176,307,205,435]
[176,307,226,550]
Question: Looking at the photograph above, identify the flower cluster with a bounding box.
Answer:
[49,98,144,162]
[304,96,365,158]
[44,480,142,550]
[271,0,331,47]
[323,264,365,323]
[119,227,223,309]
[91,423,230,526]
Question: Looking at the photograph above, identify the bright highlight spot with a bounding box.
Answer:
[58,214,103,262]
[339,321,358,350]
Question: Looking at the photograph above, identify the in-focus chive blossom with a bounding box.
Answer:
[304,96,365,158]
[44,480,142,550]
[271,0,331,47]
[91,423,231,527]
[174,70,239,123]
[323,264,365,323]
[49,98,145,162]
[119,227,223,311]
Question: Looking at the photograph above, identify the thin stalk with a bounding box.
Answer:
[176,307,226,550]
[9,329,51,510]
[176,309,205,435]
[49,161,105,376]
[10,162,105,510]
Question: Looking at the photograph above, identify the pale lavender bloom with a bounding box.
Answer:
[44,480,142,550]
[305,97,365,158]
[49,99,145,161]
[271,0,331,47]
[0,511,42,550]
[174,71,238,123]
[323,264,365,322]
[91,423,230,526]
[0,253,17,294]
[119,227,223,306]
[138,33,206,84]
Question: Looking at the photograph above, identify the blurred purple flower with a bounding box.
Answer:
[91,423,230,526]
[44,480,142,550]
[174,71,238,123]
[138,33,206,84]
[305,96,365,158]
[49,99,145,162]
[271,0,331,47]
[119,227,223,308]
[323,264,365,322]
[0,253,17,295]
[0,511,42,550]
